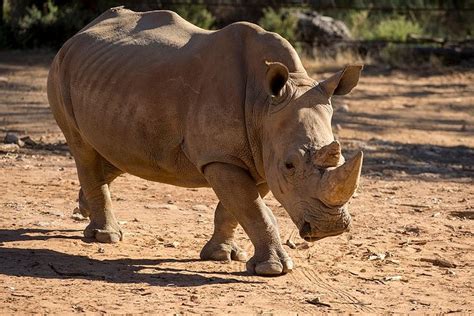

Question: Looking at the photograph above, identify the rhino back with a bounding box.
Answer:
[50,8,304,186]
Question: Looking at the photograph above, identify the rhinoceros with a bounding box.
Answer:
[47,7,363,276]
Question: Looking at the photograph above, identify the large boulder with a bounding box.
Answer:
[297,11,352,47]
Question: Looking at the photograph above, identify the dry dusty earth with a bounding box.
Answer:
[0,51,473,314]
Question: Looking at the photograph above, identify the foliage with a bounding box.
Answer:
[258,7,298,45]
[365,15,422,41]
[4,0,95,48]
[174,4,215,29]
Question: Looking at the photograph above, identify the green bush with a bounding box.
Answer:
[343,11,422,41]
[371,16,422,41]
[174,4,215,30]
[12,0,94,48]
[258,7,298,45]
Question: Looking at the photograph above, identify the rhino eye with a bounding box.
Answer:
[285,162,295,170]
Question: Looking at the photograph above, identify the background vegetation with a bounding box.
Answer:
[0,0,472,66]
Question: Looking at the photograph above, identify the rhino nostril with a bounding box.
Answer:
[300,221,312,237]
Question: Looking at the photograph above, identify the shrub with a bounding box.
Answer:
[258,7,298,45]
[13,0,94,48]
[371,16,422,41]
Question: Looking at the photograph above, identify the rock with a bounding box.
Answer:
[0,143,20,153]
[383,275,402,282]
[98,247,105,253]
[192,204,209,212]
[165,241,180,248]
[4,133,19,144]
[71,210,88,221]
[297,11,352,54]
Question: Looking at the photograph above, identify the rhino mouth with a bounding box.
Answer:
[299,220,351,242]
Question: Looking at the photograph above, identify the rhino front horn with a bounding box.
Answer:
[319,151,363,207]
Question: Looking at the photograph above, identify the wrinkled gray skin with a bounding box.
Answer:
[47,7,363,276]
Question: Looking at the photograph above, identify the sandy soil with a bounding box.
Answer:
[0,51,473,314]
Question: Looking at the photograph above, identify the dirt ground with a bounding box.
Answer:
[0,51,473,314]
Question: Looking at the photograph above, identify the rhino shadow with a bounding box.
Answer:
[0,229,260,287]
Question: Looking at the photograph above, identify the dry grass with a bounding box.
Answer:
[302,50,369,74]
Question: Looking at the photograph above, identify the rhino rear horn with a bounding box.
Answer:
[319,151,363,207]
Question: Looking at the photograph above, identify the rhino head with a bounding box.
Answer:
[261,62,363,242]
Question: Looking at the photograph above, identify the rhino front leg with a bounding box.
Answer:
[204,163,293,276]
[200,202,247,262]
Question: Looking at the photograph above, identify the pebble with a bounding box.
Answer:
[4,132,24,147]
[98,247,105,253]
[192,204,209,212]
[71,212,88,221]
[165,241,180,248]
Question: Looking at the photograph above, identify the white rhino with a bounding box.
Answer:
[47,7,363,276]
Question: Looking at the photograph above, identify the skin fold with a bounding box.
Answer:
[47,7,363,276]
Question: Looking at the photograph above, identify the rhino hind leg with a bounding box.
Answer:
[75,161,123,219]
[200,202,247,262]
[66,133,123,243]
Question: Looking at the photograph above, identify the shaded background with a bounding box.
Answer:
[1,0,473,66]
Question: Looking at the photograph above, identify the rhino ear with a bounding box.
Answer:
[264,61,289,97]
[320,64,363,97]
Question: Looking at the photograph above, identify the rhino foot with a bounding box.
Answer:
[246,248,293,276]
[200,239,247,262]
[84,222,123,243]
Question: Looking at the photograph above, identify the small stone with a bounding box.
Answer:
[71,211,88,221]
[384,275,402,282]
[98,247,105,253]
[192,204,209,212]
[4,132,20,144]
[165,241,180,248]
